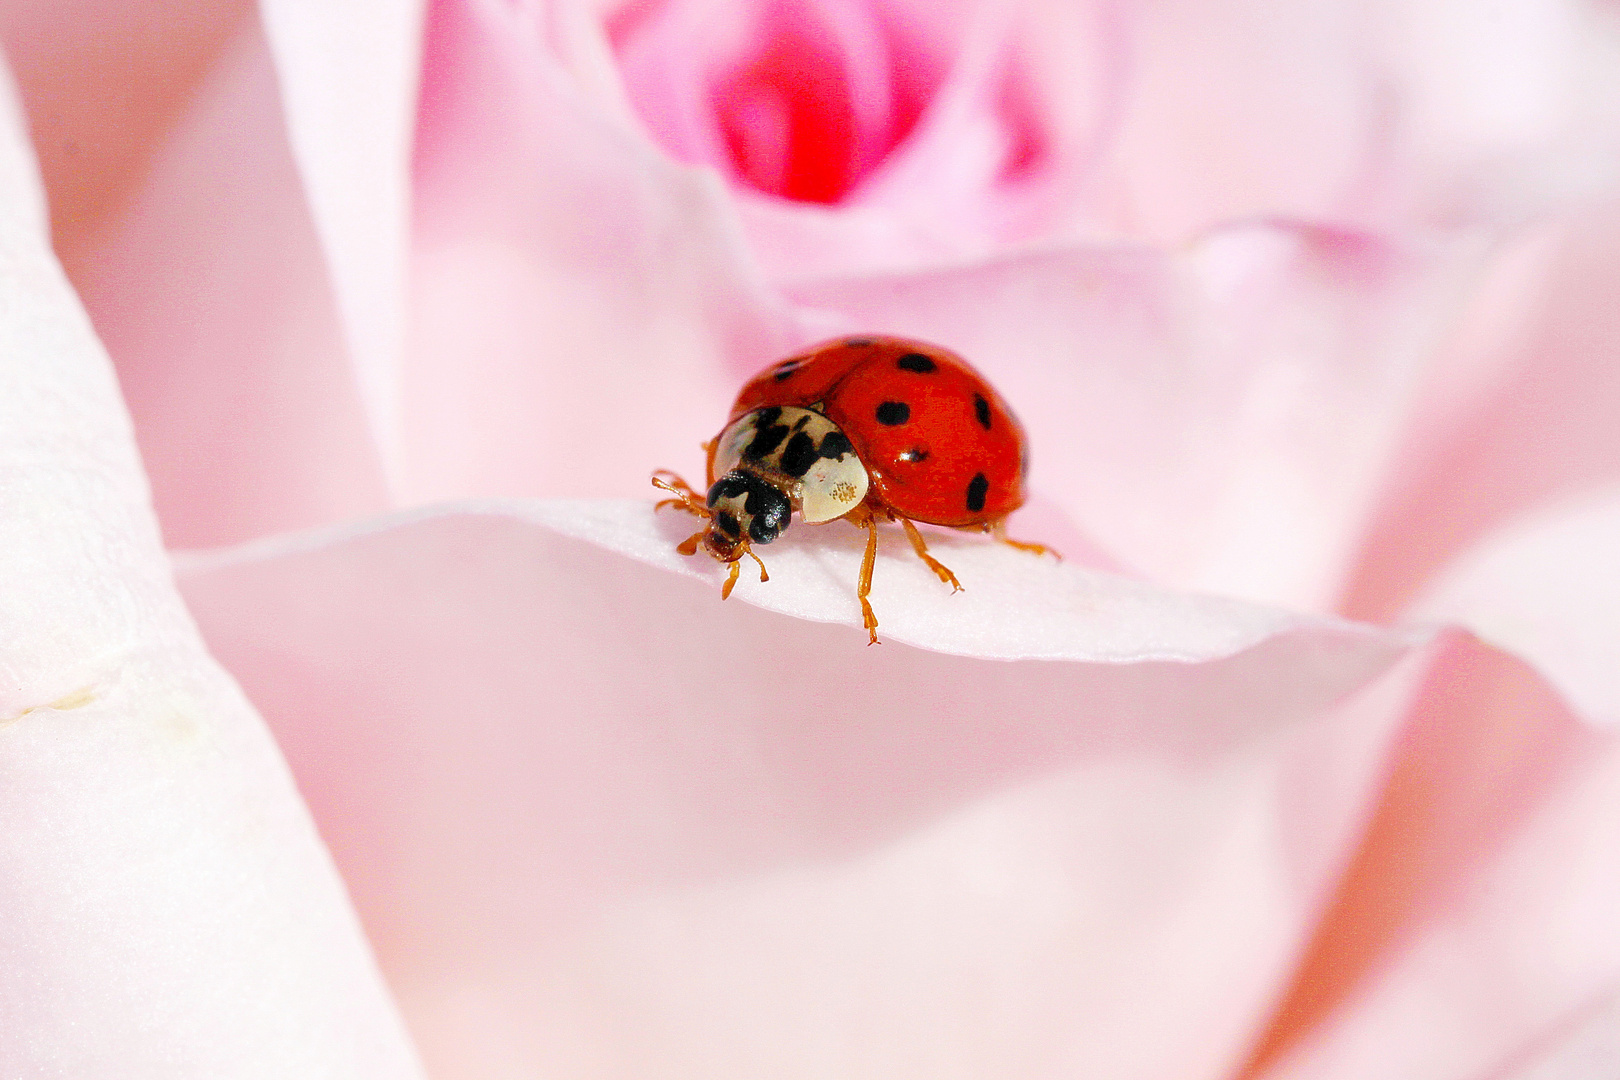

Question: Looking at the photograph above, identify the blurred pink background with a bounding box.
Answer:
[1,0,1617,1076]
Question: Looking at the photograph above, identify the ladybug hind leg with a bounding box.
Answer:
[896,515,962,593]
[991,518,1061,561]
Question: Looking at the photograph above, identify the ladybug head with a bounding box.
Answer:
[704,469,791,560]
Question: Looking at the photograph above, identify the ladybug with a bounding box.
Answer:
[654,336,1053,643]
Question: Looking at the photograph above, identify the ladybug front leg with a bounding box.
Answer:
[652,470,710,518]
[895,515,962,593]
[719,543,770,600]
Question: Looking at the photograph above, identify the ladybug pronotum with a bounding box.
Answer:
[654,335,1054,643]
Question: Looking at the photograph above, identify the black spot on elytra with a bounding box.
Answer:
[780,431,818,477]
[772,360,802,381]
[974,394,991,430]
[715,510,741,537]
[844,337,875,347]
[966,472,989,513]
[743,406,789,460]
[896,352,937,373]
[819,430,853,459]
[875,401,910,425]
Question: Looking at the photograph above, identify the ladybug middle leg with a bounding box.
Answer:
[895,515,962,593]
[652,470,710,518]
[847,505,882,645]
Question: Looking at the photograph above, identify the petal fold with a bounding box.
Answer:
[260,0,425,484]
[0,64,422,1078]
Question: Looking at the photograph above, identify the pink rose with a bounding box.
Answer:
[3,0,1618,1075]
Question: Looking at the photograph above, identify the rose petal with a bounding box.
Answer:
[52,9,391,547]
[1345,202,1620,627]
[181,499,1382,661]
[0,0,250,262]
[613,0,1121,280]
[1089,0,1620,242]
[0,72,422,1076]
[1490,988,1620,1080]
[175,501,1423,1078]
[1404,484,1620,726]
[260,0,424,482]
[1240,638,1620,1079]
[414,11,1501,615]
[407,0,800,507]
[611,0,1620,268]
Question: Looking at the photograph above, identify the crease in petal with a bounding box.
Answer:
[61,11,393,547]
[1406,483,1620,726]
[0,62,423,1077]
[1238,634,1620,1080]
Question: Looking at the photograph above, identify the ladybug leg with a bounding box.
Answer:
[744,548,770,584]
[896,515,962,593]
[851,507,881,645]
[991,518,1061,561]
[652,470,709,518]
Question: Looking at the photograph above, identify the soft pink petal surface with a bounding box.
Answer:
[0,70,422,1077]
[1406,485,1620,726]
[1241,637,1620,1079]
[406,0,796,506]
[172,502,1619,1079]
[84,17,387,548]
[612,0,1620,262]
[1345,202,1620,626]
[260,0,424,484]
[176,503,1409,1079]
[4,4,391,549]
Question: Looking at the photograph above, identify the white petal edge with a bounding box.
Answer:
[173,497,1412,664]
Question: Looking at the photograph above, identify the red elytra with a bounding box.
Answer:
[653,336,1052,644]
[725,336,1029,526]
